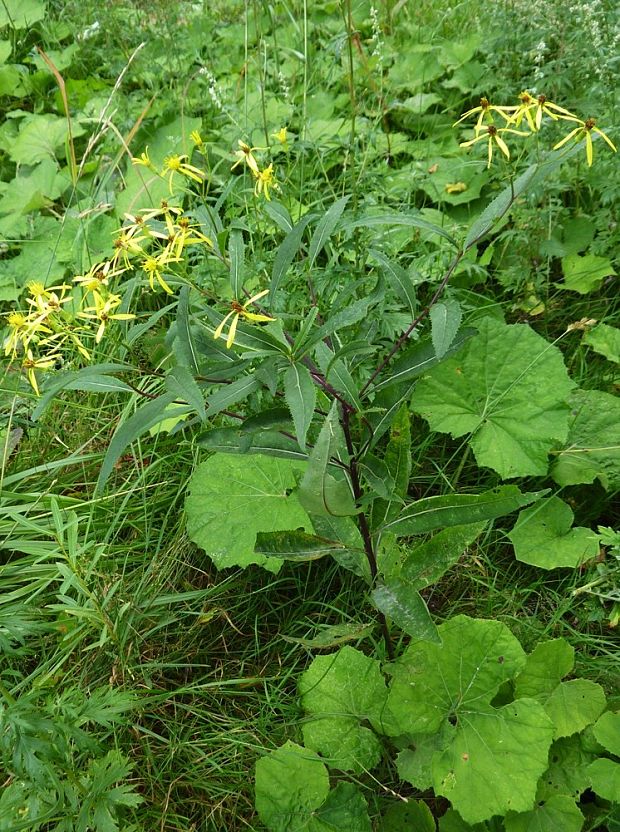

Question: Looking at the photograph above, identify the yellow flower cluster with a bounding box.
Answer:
[455,92,616,168]
[231,127,288,201]
[4,183,213,394]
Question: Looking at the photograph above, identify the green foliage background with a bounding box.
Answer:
[0,0,618,830]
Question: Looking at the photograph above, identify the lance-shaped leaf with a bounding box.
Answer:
[198,427,308,461]
[309,513,368,578]
[205,374,259,416]
[284,363,316,450]
[551,389,620,490]
[508,497,599,569]
[185,454,311,572]
[382,486,543,537]
[370,249,418,317]
[96,390,180,493]
[371,329,476,393]
[175,285,199,373]
[299,646,390,773]
[342,211,458,247]
[298,402,357,517]
[165,365,206,421]
[412,317,575,478]
[307,194,351,270]
[270,213,314,301]
[397,522,486,587]
[371,580,439,642]
[228,226,245,297]
[430,299,462,359]
[255,530,350,562]
[371,404,411,530]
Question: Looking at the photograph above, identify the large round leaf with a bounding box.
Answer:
[185,454,311,571]
[508,497,599,569]
[299,647,390,773]
[412,317,575,478]
[551,389,620,490]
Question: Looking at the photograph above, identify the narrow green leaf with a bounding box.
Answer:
[282,622,375,649]
[292,306,319,353]
[200,307,289,355]
[255,530,348,561]
[464,143,582,250]
[229,226,245,297]
[315,342,363,410]
[298,401,357,517]
[308,194,351,270]
[370,249,418,317]
[241,407,292,433]
[270,213,314,301]
[372,328,476,392]
[262,199,293,232]
[127,302,176,345]
[300,296,374,356]
[383,487,544,537]
[371,404,412,529]
[399,522,486,587]
[165,365,206,421]
[284,363,316,450]
[33,364,132,420]
[371,580,440,642]
[430,299,462,359]
[342,212,458,247]
[367,381,417,450]
[96,391,178,493]
[206,375,259,416]
[465,166,537,250]
[198,427,307,461]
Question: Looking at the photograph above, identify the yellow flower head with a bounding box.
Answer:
[272,127,288,146]
[511,91,578,131]
[190,130,204,147]
[453,96,516,134]
[132,147,155,170]
[253,164,278,201]
[553,117,617,167]
[213,289,275,349]
[162,154,206,192]
[231,140,261,176]
[22,348,62,395]
[460,124,530,168]
[79,291,135,343]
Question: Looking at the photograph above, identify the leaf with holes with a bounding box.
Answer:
[544,679,606,739]
[185,454,311,572]
[412,317,575,478]
[504,795,584,832]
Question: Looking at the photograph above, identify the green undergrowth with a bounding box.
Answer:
[1,0,619,830]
